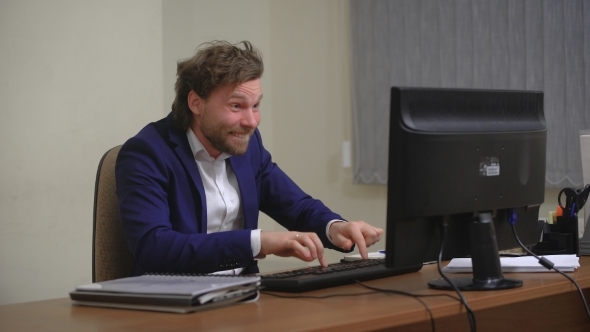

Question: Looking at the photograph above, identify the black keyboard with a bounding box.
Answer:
[260,259,421,292]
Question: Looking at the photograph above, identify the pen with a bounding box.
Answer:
[379,250,386,254]
[571,203,577,217]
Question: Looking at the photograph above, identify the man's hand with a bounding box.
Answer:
[328,221,384,259]
[258,231,328,267]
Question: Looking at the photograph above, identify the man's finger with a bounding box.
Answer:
[318,255,328,267]
[291,241,312,259]
[297,234,319,259]
[297,233,327,267]
[308,233,325,262]
[349,226,369,259]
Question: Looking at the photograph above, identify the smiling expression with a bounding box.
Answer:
[188,79,262,159]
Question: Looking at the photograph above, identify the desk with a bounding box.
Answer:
[2,257,590,332]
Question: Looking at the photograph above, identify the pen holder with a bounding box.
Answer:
[533,217,579,256]
[532,232,573,255]
[554,216,579,256]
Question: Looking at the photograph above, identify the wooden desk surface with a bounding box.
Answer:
[2,257,590,332]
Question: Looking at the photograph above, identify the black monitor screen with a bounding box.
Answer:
[384,87,546,290]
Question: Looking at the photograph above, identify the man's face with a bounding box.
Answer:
[189,79,262,158]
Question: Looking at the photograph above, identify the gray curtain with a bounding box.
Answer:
[351,0,590,188]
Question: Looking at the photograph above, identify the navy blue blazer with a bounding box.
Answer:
[115,113,346,275]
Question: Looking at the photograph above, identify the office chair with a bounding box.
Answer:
[92,145,134,282]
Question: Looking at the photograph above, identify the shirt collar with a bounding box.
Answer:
[186,129,231,162]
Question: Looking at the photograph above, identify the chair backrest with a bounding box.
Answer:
[92,145,134,282]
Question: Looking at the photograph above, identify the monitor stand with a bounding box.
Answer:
[428,212,523,291]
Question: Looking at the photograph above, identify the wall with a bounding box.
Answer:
[0,0,569,305]
[161,0,274,145]
[0,0,163,305]
[265,0,389,269]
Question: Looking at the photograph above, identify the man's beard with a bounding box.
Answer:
[200,116,253,156]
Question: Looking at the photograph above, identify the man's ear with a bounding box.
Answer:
[188,90,204,116]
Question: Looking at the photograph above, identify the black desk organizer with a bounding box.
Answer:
[533,216,579,256]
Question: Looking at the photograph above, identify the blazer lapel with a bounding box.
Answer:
[229,156,259,230]
[166,114,207,232]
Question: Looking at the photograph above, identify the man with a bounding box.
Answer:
[116,40,383,276]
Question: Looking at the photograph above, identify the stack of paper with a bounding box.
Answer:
[442,255,580,273]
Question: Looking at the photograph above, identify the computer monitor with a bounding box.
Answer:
[384,87,546,290]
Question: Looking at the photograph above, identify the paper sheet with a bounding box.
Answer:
[442,254,579,273]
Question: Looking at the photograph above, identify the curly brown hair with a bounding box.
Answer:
[171,40,264,131]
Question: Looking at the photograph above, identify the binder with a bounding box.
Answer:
[70,274,260,313]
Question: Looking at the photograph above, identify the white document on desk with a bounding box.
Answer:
[442,255,580,273]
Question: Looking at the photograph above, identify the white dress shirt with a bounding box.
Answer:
[187,130,261,274]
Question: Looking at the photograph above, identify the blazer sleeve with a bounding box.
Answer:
[249,130,352,252]
[115,128,255,275]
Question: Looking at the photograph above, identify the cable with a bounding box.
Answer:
[264,283,463,332]
[437,218,477,332]
[355,281,464,332]
[356,281,434,331]
[354,281,461,302]
[509,220,590,321]
[260,290,377,299]
[263,286,437,332]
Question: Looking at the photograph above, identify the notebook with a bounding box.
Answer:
[70,274,261,313]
